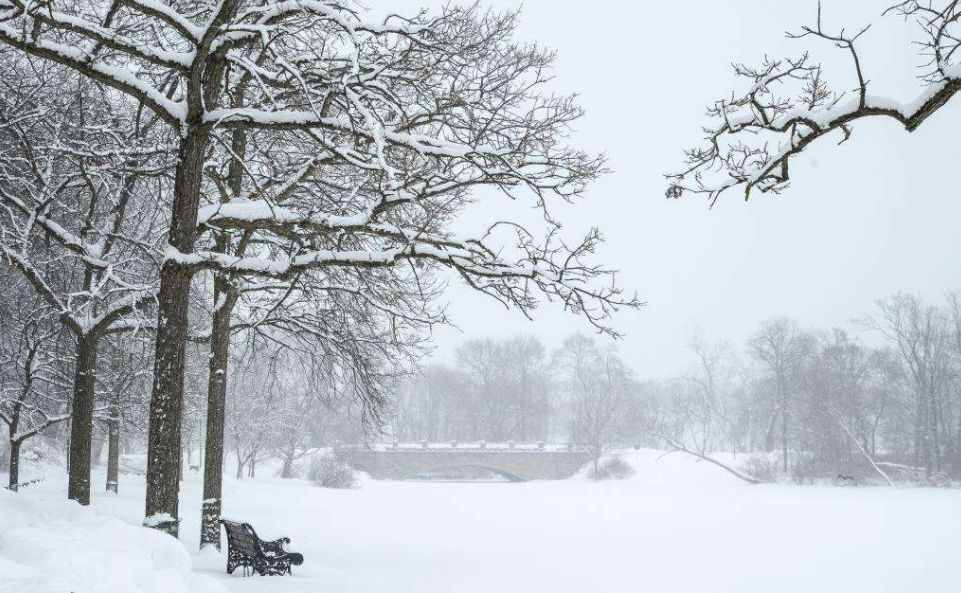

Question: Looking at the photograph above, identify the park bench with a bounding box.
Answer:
[220,519,304,576]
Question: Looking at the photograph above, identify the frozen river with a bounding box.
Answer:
[5,450,960,593]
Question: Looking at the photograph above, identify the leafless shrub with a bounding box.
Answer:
[927,471,953,488]
[833,474,860,487]
[790,453,820,485]
[308,452,357,490]
[588,456,635,481]
[740,454,779,483]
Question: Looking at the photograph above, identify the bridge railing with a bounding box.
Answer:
[336,442,590,453]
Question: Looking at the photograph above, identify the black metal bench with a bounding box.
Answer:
[220,519,304,576]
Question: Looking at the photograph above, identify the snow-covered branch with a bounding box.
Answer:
[658,434,765,485]
[667,2,961,205]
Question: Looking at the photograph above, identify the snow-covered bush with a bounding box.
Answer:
[790,453,819,485]
[740,454,778,483]
[927,471,953,488]
[308,452,357,489]
[588,456,635,480]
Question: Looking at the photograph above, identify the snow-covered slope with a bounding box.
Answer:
[577,447,747,488]
[0,488,225,593]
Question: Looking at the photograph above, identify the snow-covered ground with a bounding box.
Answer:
[2,449,959,593]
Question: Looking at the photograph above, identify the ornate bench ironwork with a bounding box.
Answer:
[220,519,304,576]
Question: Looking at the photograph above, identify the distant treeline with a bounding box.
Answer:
[392,292,961,482]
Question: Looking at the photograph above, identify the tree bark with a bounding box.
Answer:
[144,130,208,536]
[200,279,237,549]
[68,334,98,505]
[106,399,120,494]
[144,263,192,534]
[8,440,21,491]
[199,108,245,548]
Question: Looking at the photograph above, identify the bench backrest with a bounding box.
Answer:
[221,520,261,559]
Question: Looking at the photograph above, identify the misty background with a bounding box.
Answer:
[381,0,961,377]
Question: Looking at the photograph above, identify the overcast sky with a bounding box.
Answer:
[379,0,961,378]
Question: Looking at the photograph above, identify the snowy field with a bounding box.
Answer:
[2,450,959,593]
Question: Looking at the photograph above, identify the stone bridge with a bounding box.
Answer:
[336,442,592,481]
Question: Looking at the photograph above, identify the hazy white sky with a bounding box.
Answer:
[381,0,961,377]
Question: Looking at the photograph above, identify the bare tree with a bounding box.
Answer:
[0,296,72,491]
[683,335,742,454]
[0,54,161,504]
[869,294,952,476]
[555,335,631,476]
[224,349,276,481]
[749,318,812,473]
[947,292,961,473]
[456,339,512,441]
[392,364,469,442]
[0,1,636,534]
[411,336,554,443]
[794,329,903,479]
[502,337,553,441]
[196,266,433,547]
[97,339,153,494]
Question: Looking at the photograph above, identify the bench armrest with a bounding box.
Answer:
[261,537,290,555]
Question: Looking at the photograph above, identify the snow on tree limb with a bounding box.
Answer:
[667,1,961,206]
[658,434,766,485]
[0,310,73,447]
[0,57,160,337]
[0,2,629,335]
[0,1,636,526]
[0,23,186,125]
[833,410,895,487]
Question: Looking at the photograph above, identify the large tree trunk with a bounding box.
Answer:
[68,335,98,505]
[8,439,21,491]
[199,279,238,549]
[200,107,246,548]
[144,264,192,534]
[144,131,208,536]
[106,399,120,494]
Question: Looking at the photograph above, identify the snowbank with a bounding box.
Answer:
[0,489,226,593]
[580,447,746,489]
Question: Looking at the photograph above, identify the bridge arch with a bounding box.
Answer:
[406,464,527,482]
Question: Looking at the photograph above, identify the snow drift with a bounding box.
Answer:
[0,489,225,593]
[579,447,747,488]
